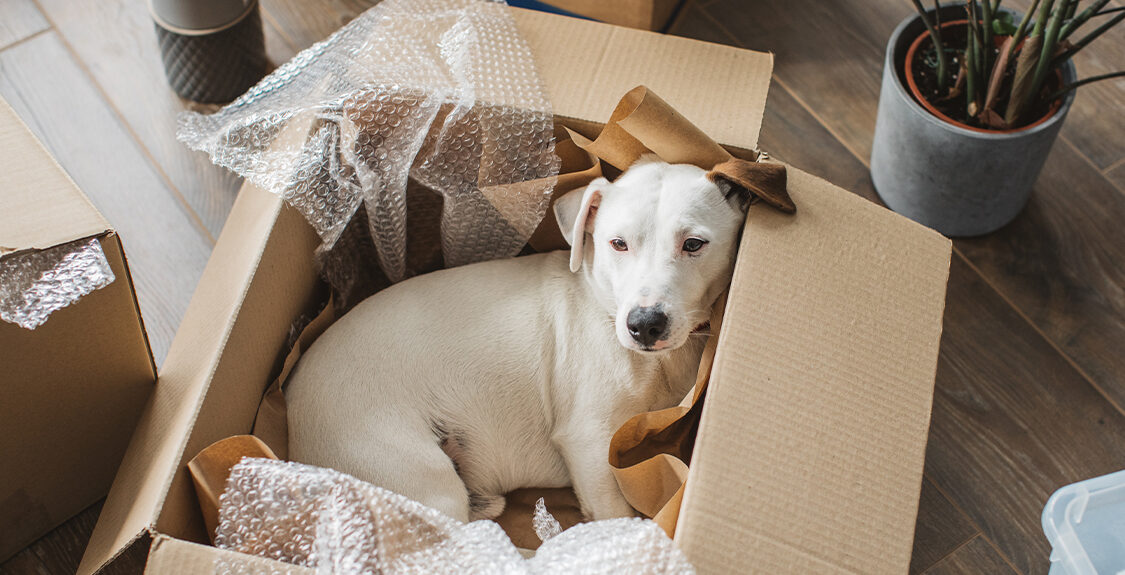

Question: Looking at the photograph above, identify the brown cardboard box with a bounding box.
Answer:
[0,98,155,561]
[78,8,951,574]
[538,0,681,31]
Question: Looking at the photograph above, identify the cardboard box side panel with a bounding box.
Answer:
[77,189,288,575]
[0,234,153,562]
[677,169,952,574]
[538,0,677,30]
[511,9,771,152]
[146,535,313,575]
[0,98,108,253]
[154,193,321,542]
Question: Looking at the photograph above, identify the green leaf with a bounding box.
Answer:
[992,11,1018,35]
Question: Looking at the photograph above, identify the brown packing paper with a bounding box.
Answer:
[187,436,278,544]
[251,297,336,459]
[609,295,725,537]
[525,125,603,252]
[568,86,733,171]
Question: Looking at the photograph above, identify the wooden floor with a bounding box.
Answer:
[1,0,1122,573]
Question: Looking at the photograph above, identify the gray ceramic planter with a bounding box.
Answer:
[870,8,1077,237]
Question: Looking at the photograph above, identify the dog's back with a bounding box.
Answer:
[286,251,619,520]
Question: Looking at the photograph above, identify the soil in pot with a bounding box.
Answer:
[907,20,1064,132]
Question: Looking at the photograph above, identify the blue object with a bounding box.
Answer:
[504,0,594,21]
[1042,469,1125,575]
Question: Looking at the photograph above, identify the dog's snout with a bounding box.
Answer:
[626,306,669,348]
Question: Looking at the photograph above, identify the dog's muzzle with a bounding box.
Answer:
[626,306,670,348]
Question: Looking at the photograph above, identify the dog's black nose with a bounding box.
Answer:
[627,306,669,348]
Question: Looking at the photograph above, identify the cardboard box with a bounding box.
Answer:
[532,0,681,31]
[78,8,951,574]
[0,98,155,561]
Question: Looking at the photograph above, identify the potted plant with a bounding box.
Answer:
[870,1,1124,236]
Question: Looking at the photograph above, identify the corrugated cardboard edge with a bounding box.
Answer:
[76,187,297,575]
[536,0,682,30]
[510,8,772,154]
[675,168,952,574]
[146,534,313,574]
[0,97,110,255]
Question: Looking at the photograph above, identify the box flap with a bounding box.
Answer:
[676,168,952,574]
[145,535,313,574]
[77,185,316,575]
[512,8,772,153]
[0,97,109,256]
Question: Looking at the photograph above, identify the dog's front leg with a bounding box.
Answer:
[557,429,636,520]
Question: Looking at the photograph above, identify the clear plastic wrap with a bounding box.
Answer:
[215,458,695,574]
[178,0,559,288]
[0,238,115,330]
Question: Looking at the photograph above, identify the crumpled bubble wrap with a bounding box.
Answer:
[0,238,115,330]
[532,497,562,542]
[215,458,695,574]
[178,0,559,287]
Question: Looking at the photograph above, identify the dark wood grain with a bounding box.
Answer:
[1107,160,1125,192]
[922,536,1020,575]
[926,256,1125,573]
[0,0,47,51]
[35,0,298,239]
[0,32,213,365]
[954,139,1125,411]
[911,479,981,575]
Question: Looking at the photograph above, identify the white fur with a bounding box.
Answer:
[286,158,747,523]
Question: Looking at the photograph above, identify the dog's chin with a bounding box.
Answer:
[615,333,689,354]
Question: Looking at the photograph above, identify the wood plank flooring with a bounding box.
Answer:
[1,0,1121,573]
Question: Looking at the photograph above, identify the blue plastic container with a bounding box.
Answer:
[1042,469,1125,575]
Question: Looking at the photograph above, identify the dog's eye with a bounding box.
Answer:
[682,238,708,253]
[610,238,628,252]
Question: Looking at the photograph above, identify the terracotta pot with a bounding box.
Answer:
[902,19,1063,133]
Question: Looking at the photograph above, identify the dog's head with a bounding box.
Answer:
[554,156,792,353]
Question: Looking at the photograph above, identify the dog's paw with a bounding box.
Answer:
[468,493,507,521]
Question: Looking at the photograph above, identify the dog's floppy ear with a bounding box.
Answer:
[707,158,795,213]
[553,177,607,272]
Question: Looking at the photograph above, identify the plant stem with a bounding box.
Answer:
[1063,0,1078,21]
[981,0,995,76]
[1007,0,1040,59]
[966,6,979,115]
[1059,0,1112,40]
[1027,1,1067,116]
[911,0,950,92]
[1047,70,1125,99]
[1032,0,1056,38]
[1055,10,1125,65]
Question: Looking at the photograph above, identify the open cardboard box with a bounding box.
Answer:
[0,98,155,561]
[78,8,952,574]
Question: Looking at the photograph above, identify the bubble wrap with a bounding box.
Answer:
[532,498,561,542]
[178,0,559,285]
[0,238,115,330]
[216,458,695,574]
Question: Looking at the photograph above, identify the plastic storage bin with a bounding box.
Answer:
[1043,469,1125,575]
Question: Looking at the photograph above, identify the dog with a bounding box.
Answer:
[286,156,791,523]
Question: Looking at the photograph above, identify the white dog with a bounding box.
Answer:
[286,156,791,523]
